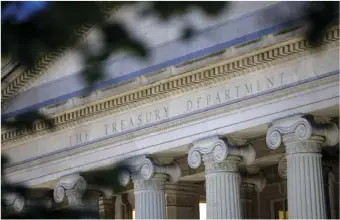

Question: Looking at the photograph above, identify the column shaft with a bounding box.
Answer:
[287,152,326,218]
[134,177,166,219]
[206,172,241,219]
[204,156,242,219]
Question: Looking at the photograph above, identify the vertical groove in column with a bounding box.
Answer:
[313,155,320,218]
[302,155,312,218]
[287,152,326,219]
[316,155,326,217]
[309,155,316,218]
[206,172,241,219]
[134,178,166,219]
[298,154,303,217]
[230,174,236,218]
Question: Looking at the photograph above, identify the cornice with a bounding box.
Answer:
[4,71,337,173]
[1,3,120,110]
[1,27,339,145]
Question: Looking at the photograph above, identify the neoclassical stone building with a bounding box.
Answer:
[2,2,339,219]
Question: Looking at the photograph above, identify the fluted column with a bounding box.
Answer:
[188,136,256,219]
[119,156,181,219]
[266,114,339,219]
[165,183,200,219]
[240,176,266,219]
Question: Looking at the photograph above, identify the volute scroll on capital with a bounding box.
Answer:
[3,192,53,215]
[266,114,339,150]
[187,136,256,169]
[54,174,87,203]
[118,156,181,186]
[3,193,26,213]
[54,173,114,204]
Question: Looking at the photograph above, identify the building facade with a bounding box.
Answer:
[2,2,339,219]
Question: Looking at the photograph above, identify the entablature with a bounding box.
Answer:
[2,26,338,144]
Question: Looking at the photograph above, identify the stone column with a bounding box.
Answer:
[266,114,339,219]
[187,136,256,219]
[119,156,181,219]
[54,174,111,218]
[240,176,266,219]
[165,183,200,219]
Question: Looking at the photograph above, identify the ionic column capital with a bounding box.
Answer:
[3,192,52,215]
[187,136,255,170]
[266,114,339,151]
[118,155,181,186]
[3,193,26,214]
[54,174,87,205]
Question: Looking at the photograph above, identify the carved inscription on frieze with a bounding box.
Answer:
[186,73,285,112]
[104,107,169,136]
[67,49,338,148]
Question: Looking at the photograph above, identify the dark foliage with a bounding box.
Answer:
[304,1,339,47]
[1,111,55,131]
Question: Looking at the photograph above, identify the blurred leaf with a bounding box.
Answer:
[181,26,196,41]
[102,22,148,58]
[1,111,55,131]
[322,145,339,161]
[304,1,339,47]
[148,2,228,20]
[1,1,112,68]
[81,162,130,193]
[82,59,105,87]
